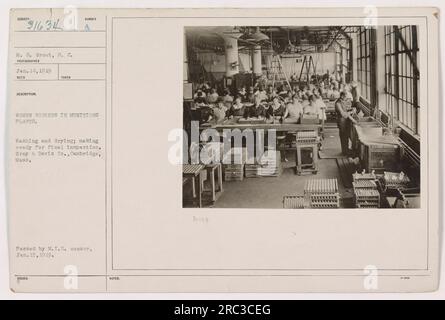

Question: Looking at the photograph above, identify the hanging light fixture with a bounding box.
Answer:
[250,27,270,42]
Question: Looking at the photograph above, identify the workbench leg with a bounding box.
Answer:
[209,168,216,202]
[313,145,319,172]
[296,146,302,175]
[200,171,205,192]
[191,178,196,198]
[321,115,325,139]
[217,164,223,192]
[196,175,202,208]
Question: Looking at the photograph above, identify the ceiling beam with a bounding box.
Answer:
[325,27,344,51]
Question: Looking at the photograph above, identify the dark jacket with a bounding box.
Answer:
[244,105,266,118]
[267,104,285,118]
[228,104,245,117]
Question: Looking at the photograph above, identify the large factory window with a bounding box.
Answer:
[384,25,419,134]
[356,27,376,105]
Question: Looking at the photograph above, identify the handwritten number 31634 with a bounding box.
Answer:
[26,19,62,31]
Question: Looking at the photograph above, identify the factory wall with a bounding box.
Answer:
[279,52,337,77]
[196,50,336,80]
[196,51,252,80]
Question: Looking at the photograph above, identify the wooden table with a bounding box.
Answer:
[204,163,223,203]
[202,121,321,144]
[199,120,322,168]
[183,164,204,208]
[209,121,321,133]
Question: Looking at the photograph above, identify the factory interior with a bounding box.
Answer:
[182,26,421,209]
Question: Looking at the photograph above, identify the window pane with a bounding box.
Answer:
[383,25,419,132]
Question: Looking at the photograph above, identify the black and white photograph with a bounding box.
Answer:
[183,25,421,209]
[4,5,441,296]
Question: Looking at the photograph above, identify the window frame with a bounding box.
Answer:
[384,25,419,134]
[356,26,377,106]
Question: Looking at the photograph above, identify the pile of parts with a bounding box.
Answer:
[352,170,380,208]
[283,178,340,209]
[304,178,340,208]
[381,171,411,191]
[282,195,306,209]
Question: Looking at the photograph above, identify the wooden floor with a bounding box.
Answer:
[182,125,364,208]
[207,127,358,208]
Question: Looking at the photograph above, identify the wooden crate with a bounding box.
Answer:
[283,196,306,209]
[354,188,380,208]
[304,179,340,208]
[258,150,282,177]
[244,164,260,178]
[224,164,245,181]
[360,141,400,173]
[222,147,247,181]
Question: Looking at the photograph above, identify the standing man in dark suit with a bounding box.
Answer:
[335,92,357,156]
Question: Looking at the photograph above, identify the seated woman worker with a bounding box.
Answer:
[212,97,227,123]
[283,95,303,123]
[302,94,322,123]
[266,96,285,120]
[243,96,266,119]
[194,90,207,106]
[312,89,327,122]
[228,96,245,118]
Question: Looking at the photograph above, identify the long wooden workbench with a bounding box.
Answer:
[199,119,322,174]
[201,119,321,133]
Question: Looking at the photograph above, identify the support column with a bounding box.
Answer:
[252,45,262,76]
[262,48,273,73]
[221,31,242,77]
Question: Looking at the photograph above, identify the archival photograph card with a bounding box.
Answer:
[7,7,440,293]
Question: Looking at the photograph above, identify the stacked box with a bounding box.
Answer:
[352,171,377,181]
[244,154,259,178]
[258,150,282,177]
[352,180,377,189]
[244,163,260,178]
[223,147,247,181]
[243,151,282,178]
[223,163,245,181]
[382,171,411,191]
[304,179,340,208]
[354,189,380,208]
[352,177,380,208]
[296,130,319,143]
[283,196,306,209]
